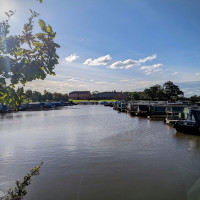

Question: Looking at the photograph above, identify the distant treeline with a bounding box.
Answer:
[23,81,200,103]
[127,81,200,102]
[11,81,200,107]
[24,89,69,102]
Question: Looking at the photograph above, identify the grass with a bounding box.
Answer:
[69,99,118,104]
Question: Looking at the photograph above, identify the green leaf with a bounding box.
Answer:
[38,19,46,31]
[47,25,52,33]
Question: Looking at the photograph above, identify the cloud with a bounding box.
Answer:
[172,72,178,75]
[120,79,129,82]
[68,78,78,82]
[83,54,112,66]
[138,54,157,63]
[108,54,156,69]
[195,72,200,76]
[140,63,163,75]
[65,54,79,62]
[109,59,138,69]
[95,81,107,84]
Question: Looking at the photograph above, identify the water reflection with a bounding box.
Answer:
[174,132,200,150]
[0,113,14,120]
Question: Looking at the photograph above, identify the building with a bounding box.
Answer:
[95,91,129,100]
[69,91,91,100]
[113,92,129,101]
[95,92,116,100]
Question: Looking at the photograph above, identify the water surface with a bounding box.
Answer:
[1,105,200,200]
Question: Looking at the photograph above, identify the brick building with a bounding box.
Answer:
[95,91,129,100]
[69,91,91,100]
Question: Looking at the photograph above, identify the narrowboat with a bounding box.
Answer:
[136,104,150,117]
[165,106,185,125]
[174,109,200,135]
[118,101,128,112]
[147,105,167,119]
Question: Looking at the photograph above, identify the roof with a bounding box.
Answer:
[95,92,117,98]
[69,91,91,94]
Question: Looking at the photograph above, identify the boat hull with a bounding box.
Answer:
[174,121,200,135]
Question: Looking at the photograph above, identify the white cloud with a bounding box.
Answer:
[195,72,200,76]
[120,79,129,82]
[140,63,163,75]
[109,59,138,69]
[138,54,157,63]
[83,54,112,66]
[65,54,79,62]
[172,72,178,75]
[68,78,78,82]
[108,54,157,69]
[95,81,107,84]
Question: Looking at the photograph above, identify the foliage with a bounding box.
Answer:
[24,89,69,102]
[130,92,139,100]
[129,81,184,101]
[32,91,43,102]
[163,81,184,100]
[0,9,60,108]
[143,84,165,100]
[0,85,25,108]
[25,90,32,102]
[190,95,200,103]
[6,162,43,200]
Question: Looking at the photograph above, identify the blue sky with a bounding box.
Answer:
[0,0,200,96]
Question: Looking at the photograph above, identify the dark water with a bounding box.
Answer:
[1,105,200,200]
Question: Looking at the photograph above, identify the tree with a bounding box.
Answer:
[15,87,25,105]
[143,88,151,100]
[25,90,33,102]
[0,8,60,108]
[163,81,184,100]
[0,85,25,108]
[150,84,165,100]
[130,92,140,100]
[90,91,98,99]
[32,91,42,102]
[52,92,68,101]
[190,95,200,103]
[43,90,53,101]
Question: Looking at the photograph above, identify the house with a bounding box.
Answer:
[95,91,129,100]
[69,91,91,100]
[95,92,116,100]
[113,92,129,101]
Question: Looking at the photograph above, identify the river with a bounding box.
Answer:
[0,105,200,200]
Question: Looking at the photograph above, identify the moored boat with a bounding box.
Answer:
[174,109,200,135]
[0,103,10,113]
[147,105,167,119]
[165,105,185,125]
[118,101,128,112]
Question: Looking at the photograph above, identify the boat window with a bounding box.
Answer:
[173,107,184,112]
[187,114,195,121]
[155,107,166,112]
